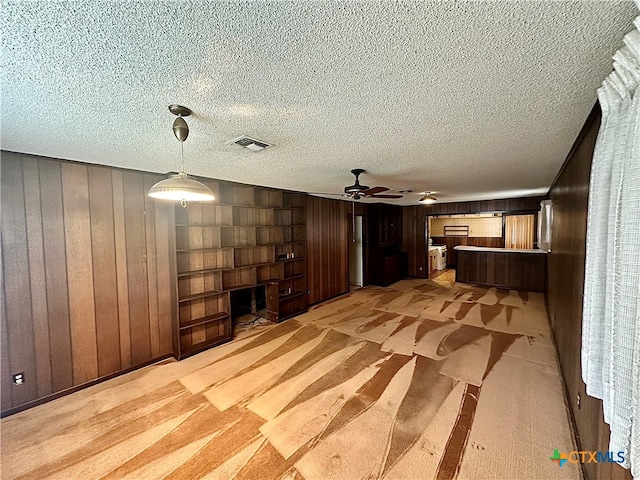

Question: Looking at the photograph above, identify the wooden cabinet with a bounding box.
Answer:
[174,184,307,359]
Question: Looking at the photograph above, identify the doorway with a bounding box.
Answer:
[349,215,364,288]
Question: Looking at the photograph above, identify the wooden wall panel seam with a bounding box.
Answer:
[22,158,53,397]
[143,175,161,359]
[111,170,132,369]
[1,156,38,405]
[122,171,152,365]
[88,166,121,377]
[38,159,74,392]
[61,162,99,384]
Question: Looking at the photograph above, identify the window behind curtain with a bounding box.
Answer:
[505,214,534,249]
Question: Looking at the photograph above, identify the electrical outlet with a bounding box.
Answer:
[307,290,311,295]
[419,266,423,271]
[577,393,581,410]
[12,372,24,385]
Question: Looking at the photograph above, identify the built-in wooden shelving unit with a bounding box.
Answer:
[174,181,307,359]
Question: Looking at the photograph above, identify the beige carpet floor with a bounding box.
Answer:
[1,278,580,480]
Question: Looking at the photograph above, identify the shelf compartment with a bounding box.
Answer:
[279,290,306,301]
[265,280,307,323]
[291,208,305,225]
[254,189,283,208]
[222,266,257,290]
[179,312,229,330]
[176,247,233,274]
[257,263,284,283]
[177,267,227,278]
[221,226,257,247]
[257,226,284,245]
[283,192,306,208]
[175,203,232,226]
[233,206,275,226]
[180,335,232,359]
[283,273,305,281]
[179,288,224,303]
[274,209,292,226]
[234,245,275,268]
[176,225,222,250]
[179,292,229,348]
[178,266,223,299]
[219,184,255,206]
[276,242,305,260]
[179,313,232,359]
[284,258,305,279]
[283,225,306,243]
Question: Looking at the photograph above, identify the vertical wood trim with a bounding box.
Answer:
[1,264,12,411]
[153,195,176,356]
[306,196,314,304]
[341,202,349,289]
[38,159,73,392]
[1,157,38,405]
[61,162,98,384]
[111,170,132,369]
[22,158,53,397]
[88,166,121,376]
[143,175,160,358]
[122,171,151,365]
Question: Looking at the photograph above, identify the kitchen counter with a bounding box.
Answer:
[455,246,547,291]
[454,246,547,254]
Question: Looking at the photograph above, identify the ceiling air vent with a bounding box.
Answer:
[230,136,274,152]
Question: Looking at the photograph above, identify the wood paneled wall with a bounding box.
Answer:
[547,106,631,480]
[402,206,426,277]
[402,197,544,272]
[306,196,350,305]
[421,196,545,216]
[1,152,176,414]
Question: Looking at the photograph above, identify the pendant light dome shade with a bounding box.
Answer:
[148,105,215,205]
[148,172,215,202]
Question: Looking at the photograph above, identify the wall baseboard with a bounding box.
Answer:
[1,354,176,418]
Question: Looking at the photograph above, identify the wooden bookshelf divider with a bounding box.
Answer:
[174,185,307,358]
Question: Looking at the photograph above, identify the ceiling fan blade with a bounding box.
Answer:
[362,186,388,195]
[369,194,403,198]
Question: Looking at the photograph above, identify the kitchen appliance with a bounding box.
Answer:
[428,244,448,270]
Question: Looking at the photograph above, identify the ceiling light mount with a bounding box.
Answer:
[169,105,191,142]
[168,104,192,117]
[418,192,438,205]
[148,104,215,208]
[344,168,369,194]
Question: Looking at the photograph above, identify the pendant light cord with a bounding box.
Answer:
[180,140,185,174]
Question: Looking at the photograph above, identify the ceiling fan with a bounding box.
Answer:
[341,169,402,200]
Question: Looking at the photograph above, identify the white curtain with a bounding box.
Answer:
[582,8,640,476]
[537,199,553,252]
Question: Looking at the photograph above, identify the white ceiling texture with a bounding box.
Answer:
[1,1,637,205]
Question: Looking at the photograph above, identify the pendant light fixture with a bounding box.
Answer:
[418,192,438,205]
[148,104,215,208]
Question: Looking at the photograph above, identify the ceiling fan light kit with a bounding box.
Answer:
[148,104,215,207]
[418,192,438,205]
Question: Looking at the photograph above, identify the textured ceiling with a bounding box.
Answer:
[1,1,637,205]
